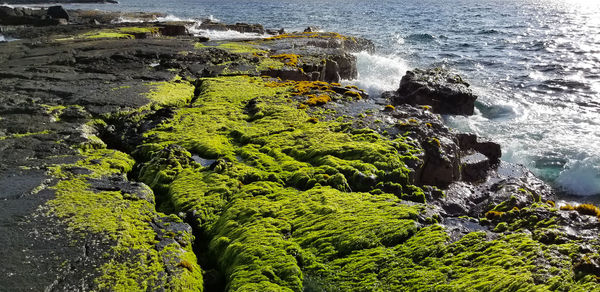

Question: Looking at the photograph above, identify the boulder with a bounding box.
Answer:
[460,152,490,182]
[159,24,188,36]
[457,133,501,164]
[47,6,69,21]
[389,68,477,115]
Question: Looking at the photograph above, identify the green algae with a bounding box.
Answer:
[127,73,600,291]
[145,75,195,107]
[0,130,51,141]
[130,75,434,290]
[194,41,267,55]
[83,27,159,39]
[45,144,203,291]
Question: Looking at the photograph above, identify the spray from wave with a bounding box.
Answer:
[349,51,411,96]
[187,21,266,40]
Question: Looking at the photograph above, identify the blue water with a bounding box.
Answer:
[63,0,600,196]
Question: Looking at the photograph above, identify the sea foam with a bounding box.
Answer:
[556,157,600,196]
[187,21,266,40]
[350,51,411,96]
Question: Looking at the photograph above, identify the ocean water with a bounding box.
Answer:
[61,0,600,197]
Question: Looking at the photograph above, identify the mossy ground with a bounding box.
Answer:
[129,75,599,291]
[27,31,600,291]
[44,143,203,291]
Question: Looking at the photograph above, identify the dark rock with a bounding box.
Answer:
[159,23,188,36]
[323,59,341,83]
[47,6,69,21]
[304,26,319,33]
[457,133,501,164]
[199,19,264,34]
[461,152,490,182]
[388,68,477,115]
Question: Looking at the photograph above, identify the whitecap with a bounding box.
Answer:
[156,14,194,22]
[187,21,266,40]
[346,51,411,96]
[556,157,600,196]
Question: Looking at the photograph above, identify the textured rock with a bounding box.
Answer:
[386,67,477,115]
[1,13,599,292]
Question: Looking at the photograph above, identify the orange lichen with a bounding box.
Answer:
[485,210,505,220]
[344,90,362,99]
[560,203,600,218]
[306,94,331,106]
[291,81,332,96]
[271,54,300,67]
[177,260,195,272]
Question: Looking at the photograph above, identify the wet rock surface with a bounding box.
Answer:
[1,10,600,291]
[384,67,478,115]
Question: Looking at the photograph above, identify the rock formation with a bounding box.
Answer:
[1,7,599,291]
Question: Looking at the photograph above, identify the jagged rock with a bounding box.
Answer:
[461,152,490,182]
[386,68,477,115]
[457,132,501,164]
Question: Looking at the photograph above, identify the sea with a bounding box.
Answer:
[15,0,600,198]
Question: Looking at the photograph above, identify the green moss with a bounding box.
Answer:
[195,42,267,55]
[123,73,596,291]
[45,145,203,291]
[84,32,134,39]
[145,75,195,107]
[74,27,160,39]
[0,130,51,141]
[131,75,431,290]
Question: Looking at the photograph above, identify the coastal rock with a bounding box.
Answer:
[457,132,501,164]
[2,14,599,292]
[47,5,70,21]
[159,23,189,36]
[198,19,265,34]
[386,67,477,115]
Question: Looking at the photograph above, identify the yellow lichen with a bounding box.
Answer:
[271,54,300,67]
[306,94,331,106]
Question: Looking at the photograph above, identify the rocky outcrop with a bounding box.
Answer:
[196,19,265,34]
[1,13,599,292]
[0,5,66,26]
[384,67,477,115]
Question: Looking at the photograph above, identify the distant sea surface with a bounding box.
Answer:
[62,0,600,198]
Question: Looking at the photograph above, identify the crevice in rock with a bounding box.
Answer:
[90,81,226,290]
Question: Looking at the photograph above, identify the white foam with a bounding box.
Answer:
[349,51,411,96]
[1,4,41,9]
[156,14,194,22]
[207,15,220,22]
[187,21,266,40]
[0,34,17,42]
[115,16,145,23]
[113,14,195,24]
[556,157,600,196]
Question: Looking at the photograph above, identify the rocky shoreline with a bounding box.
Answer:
[1,6,600,291]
